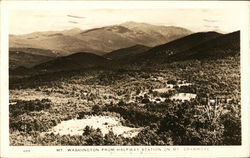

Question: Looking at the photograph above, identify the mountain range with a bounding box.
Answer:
[9,21,240,73]
[117,31,239,64]
[167,31,240,61]
[11,30,239,74]
[10,22,192,56]
[130,31,223,64]
[9,22,192,69]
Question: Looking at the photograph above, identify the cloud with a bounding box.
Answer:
[9,9,240,34]
[203,19,218,23]
[67,15,85,19]
[204,25,211,28]
[204,25,220,29]
[69,21,78,24]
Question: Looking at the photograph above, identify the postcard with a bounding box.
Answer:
[0,1,249,157]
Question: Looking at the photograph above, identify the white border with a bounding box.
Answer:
[1,1,250,157]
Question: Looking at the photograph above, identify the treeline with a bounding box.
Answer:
[10,99,241,145]
[103,99,241,145]
[9,55,241,145]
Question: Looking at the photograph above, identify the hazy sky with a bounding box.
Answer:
[9,8,241,35]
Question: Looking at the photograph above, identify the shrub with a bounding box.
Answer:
[10,99,52,117]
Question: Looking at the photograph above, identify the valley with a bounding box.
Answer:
[9,56,240,145]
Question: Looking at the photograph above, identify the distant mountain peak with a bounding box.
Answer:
[122,21,148,25]
[121,21,191,30]
[121,21,155,28]
[67,27,82,31]
[10,22,192,57]
[61,28,83,35]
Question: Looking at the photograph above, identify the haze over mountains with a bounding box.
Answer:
[9,21,240,73]
[10,22,192,56]
[10,31,239,75]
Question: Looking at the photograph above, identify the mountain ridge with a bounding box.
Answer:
[104,44,151,61]
[9,51,55,69]
[131,31,239,64]
[10,22,192,56]
[168,30,240,61]
[33,52,111,72]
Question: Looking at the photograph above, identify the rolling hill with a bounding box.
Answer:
[9,51,55,69]
[10,33,102,56]
[9,47,60,57]
[103,45,151,61]
[33,52,111,72]
[168,31,240,61]
[10,30,239,73]
[131,31,223,64]
[125,31,239,65]
[9,22,192,56]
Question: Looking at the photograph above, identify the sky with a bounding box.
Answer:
[9,8,241,35]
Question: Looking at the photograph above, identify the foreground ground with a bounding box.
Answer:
[9,56,241,145]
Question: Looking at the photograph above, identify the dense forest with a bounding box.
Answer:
[9,53,241,145]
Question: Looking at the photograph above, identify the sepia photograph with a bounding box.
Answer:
[1,1,250,157]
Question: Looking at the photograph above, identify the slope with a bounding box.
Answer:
[33,52,111,72]
[169,31,240,61]
[9,51,55,69]
[128,31,223,64]
[104,45,151,61]
[10,22,192,56]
